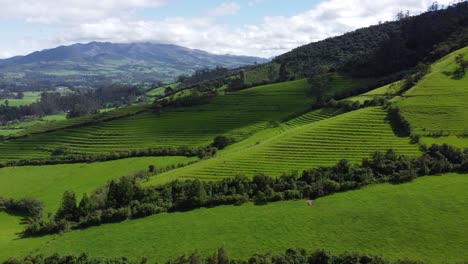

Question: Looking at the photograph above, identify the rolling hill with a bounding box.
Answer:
[0,4,468,263]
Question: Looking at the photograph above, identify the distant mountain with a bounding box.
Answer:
[0,42,268,89]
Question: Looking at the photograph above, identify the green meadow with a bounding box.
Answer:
[0,156,195,212]
[1,173,462,263]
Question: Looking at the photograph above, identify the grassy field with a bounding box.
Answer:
[2,92,41,107]
[347,81,403,103]
[0,156,196,212]
[0,173,460,263]
[0,80,314,161]
[0,212,50,262]
[147,107,420,185]
[396,47,468,136]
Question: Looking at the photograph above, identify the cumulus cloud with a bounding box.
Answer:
[209,2,241,16]
[0,0,166,24]
[0,0,456,58]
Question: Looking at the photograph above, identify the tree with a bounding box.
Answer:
[211,135,233,150]
[78,193,92,217]
[164,87,174,96]
[454,54,467,78]
[148,165,156,173]
[106,178,135,208]
[428,1,440,12]
[309,73,332,99]
[56,191,78,221]
[279,62,288,82]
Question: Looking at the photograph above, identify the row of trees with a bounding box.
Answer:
[21,144,468,236]
[0,197,42,219]
[0,145,216,168]
[4,247,427,264]
[0,91,24,100]
[0,83,147,124]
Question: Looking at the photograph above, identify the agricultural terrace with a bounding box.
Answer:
[147,107,421,185]
[0,80,313,162]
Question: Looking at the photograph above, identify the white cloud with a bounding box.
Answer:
[0,0,457,58]
[208,2,241,16]
[248,0,264,7]
[0,0,166,24]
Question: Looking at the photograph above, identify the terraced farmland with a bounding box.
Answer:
[0,80,313,161]
[18,173,466,263]
[396,47,468,136]
[147,107,421,185]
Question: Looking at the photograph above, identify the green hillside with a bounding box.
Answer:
[397,47,468,137]
[147,107,420,185]
[1,6,468,263]
[2,173,463,263]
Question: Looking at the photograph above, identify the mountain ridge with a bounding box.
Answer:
[0,42,268,88]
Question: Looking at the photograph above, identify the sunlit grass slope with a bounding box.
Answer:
[397,47,468,137]
[0,212,49,262]
[22,173,467,263]
[147,107,420,185]
[0,156,195,212]
[0,80,313,162]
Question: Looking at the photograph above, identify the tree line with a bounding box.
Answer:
[0,83,146,125]
[0,144,220,168]
[3,247,429,264]
[18,144,468,236]
[274,1,468,81]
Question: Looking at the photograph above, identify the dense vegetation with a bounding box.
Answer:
[0,84,148,124]
[4,247,427,264]
[274,2,468,80]
[19,144,467,236]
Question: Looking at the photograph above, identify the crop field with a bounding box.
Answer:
[396,47,468,136]
[0,156,195,212]
[147,107,421,185]
[0,173,460,263]
[0,80,314,161]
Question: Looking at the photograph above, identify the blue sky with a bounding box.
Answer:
[0,0,453,58]
[135,0,321,25]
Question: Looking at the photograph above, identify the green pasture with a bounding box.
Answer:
[396,47,468,136]
[1,173,463,263]
[0,156,196,212]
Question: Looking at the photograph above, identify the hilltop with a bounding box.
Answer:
[0,42,267,88]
